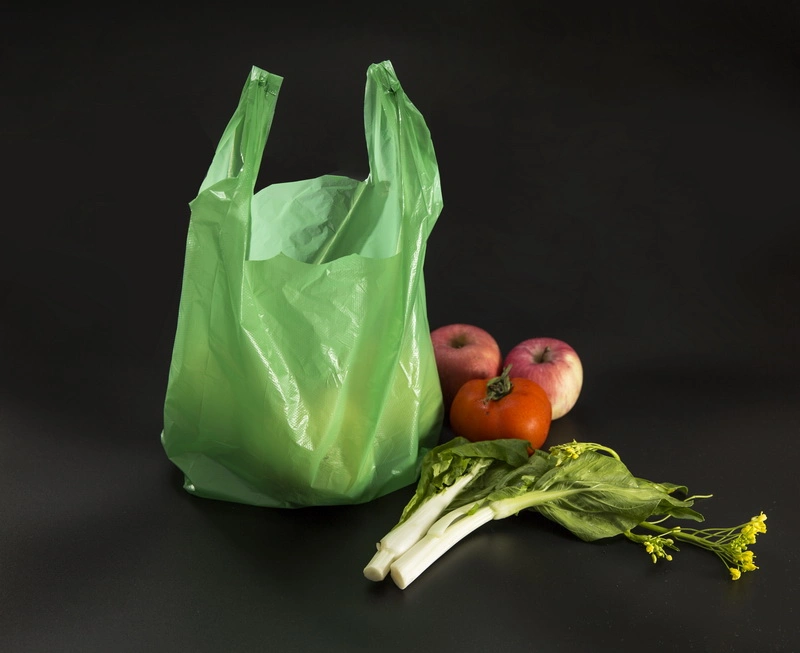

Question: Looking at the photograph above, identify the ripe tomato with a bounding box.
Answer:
[449,366,552,451]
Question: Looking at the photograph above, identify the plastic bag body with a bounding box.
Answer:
[161,62,444,508]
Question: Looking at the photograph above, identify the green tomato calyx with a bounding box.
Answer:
[484,365,514,404]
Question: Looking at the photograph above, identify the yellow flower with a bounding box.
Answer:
[735,550,758,572]
[739,526,757,545]
[729,567,742,581]
[740,514,767,543]
[751,513,767,533]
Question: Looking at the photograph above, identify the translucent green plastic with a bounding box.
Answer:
[161,61,444,508]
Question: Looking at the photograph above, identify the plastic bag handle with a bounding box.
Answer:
[364,61,443,237]
[198,67,283,195]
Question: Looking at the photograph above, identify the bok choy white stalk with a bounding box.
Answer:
[363,438,530,581]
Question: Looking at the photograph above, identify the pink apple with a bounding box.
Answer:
[503,337,583,419]
[430,324,503,413]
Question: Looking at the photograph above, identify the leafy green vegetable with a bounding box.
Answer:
[364,439,768,589]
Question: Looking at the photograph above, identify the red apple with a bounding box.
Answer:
[430,324,503,413]
[503,337,583,419]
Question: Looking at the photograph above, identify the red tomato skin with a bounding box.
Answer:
[449,376,553,451]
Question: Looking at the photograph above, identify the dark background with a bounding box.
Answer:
[2,2,799,652]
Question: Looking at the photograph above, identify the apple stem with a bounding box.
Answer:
[484,365,514,404]
[534,346,551,364]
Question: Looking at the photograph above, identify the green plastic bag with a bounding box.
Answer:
[161,61,444,508]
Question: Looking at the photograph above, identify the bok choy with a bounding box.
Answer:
[365,440,768,589]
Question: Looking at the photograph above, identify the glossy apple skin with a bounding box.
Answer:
[430,324,503,413]
[503,337,583,419]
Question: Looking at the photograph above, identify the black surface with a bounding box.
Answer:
[2,3,799,652]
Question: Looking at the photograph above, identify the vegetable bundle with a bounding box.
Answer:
[364,438,767,589]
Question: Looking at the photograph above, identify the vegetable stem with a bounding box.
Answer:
[389,489,581,589]
[363,465,486,581]
[390,505,495,589]
[489,488,584,520]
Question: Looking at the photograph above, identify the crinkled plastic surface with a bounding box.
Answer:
[161,61,444,508]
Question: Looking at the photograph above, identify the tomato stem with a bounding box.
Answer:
[484,365,514,404]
